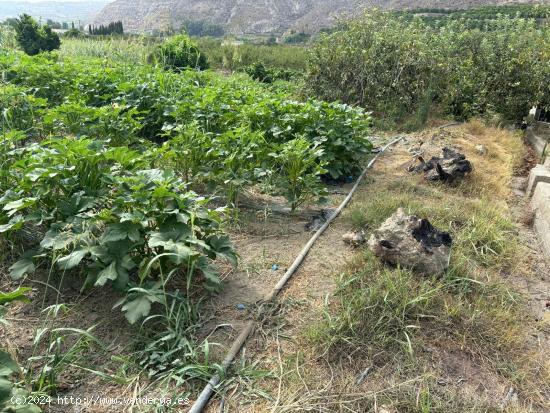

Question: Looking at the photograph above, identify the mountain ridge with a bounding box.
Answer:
[92,0,550,35]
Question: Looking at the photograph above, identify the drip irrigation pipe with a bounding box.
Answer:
[188,136,404,413]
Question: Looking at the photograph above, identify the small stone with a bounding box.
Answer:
[475,144,487,155]
[236,304,246,310]
[368,208,452,276]
[342,231,365,246]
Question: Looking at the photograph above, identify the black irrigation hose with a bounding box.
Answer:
[188,136,404,413]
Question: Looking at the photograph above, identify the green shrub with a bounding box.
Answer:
[0,51,372,202]
[14,14,60,56]
[0,139,236,324]
[307,12,436,122]
[243,61,296,83]
[152,34,208,71]
[42,101,141,145]
[195,38,307,71]
[0,53,76,105]
[283,31,311,44]
[438,18,547,120]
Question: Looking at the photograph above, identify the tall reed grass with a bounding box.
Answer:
[59,36,157,65]
[0,25,17,51]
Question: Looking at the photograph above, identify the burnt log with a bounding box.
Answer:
[410,147,472,183]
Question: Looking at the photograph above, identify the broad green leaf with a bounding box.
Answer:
[95,261,118,286]
[0,377,13,402]
[57,249,89,270]
[0,351,19,376]
[148,222,191,248]
[197,257,221,291]
[40,229,74,250]
[9,259,35,280]
[89,245,109,261]
[3,198,36,212]
[208,235,238,266]
[148,232,172,248]
[0,287,31,306]
[120,254,136,270]
[166,242,193,265]
[119,211,146,223]
[137,169,168,183]
[0,215,24,233]
[113,266,129,290]
[102,223,141,243]
[26,167,49,182]
[121,296,152,324]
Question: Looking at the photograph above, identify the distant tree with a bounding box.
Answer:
[181,19,224,37]
[89,21,124,36]
[14,14,60,55]
[283,31,310,44]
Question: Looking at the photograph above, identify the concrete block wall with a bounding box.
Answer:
[526,129,547,155]
[528,163,550,258]
[526,121,549,158]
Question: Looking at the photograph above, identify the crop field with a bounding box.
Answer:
[1,6,549,413]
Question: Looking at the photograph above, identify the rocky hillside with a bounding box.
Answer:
[92,0,549,35]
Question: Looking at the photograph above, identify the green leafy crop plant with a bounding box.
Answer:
[0,138,236,323]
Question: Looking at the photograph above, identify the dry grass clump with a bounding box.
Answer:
[457,120,524,199]
[464,118,487,136]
